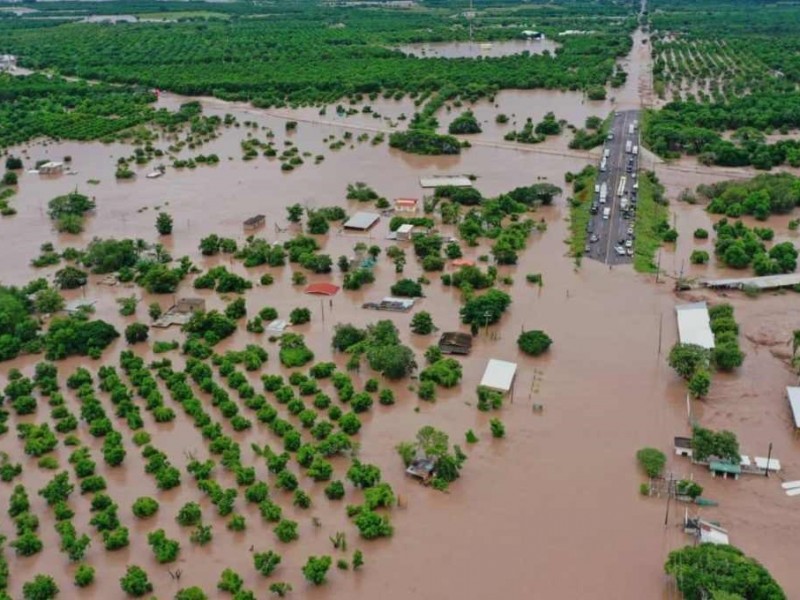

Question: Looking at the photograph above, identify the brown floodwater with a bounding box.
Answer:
[392,39,559,59]
[2,21,800,600]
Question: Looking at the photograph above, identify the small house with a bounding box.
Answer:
[674,436,693,458]
[396,224,415,241]
[480,359,517,394]
[709,461,740,480]
[175,298,206,314]
[406,457,436,482]
[451,258,475,268]
[38,161,64,175]
[362,297,415,312]
[438,332,473,355]
[343,212,380,231]
[243,214,266,230]
[394,198,418,213]
[305,283,339,296]
[787,387,800,432]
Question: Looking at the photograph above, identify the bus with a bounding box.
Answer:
[617,176,627,198]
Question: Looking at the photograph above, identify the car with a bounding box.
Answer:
[614,246,626,256]
[618,238,625,245]
[590,234,600,243]
[607,133,614,140]
[586,223,594,233]
[590,204,598,214]
[585,245,591,254]
[626,248,634,256]
[627,227,634,235]
[625,239,633,248]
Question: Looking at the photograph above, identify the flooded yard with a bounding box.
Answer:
[1,21,800,600]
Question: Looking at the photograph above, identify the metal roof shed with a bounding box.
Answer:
[787,387,800,430]
[480,359,517,393]
[343,212,380,231]
[419,175,473,189]
[675,302,715,350]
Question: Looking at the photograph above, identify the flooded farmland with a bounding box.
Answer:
[2,21,800,600]
[392,39,559,59]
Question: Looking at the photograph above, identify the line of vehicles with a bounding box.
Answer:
[588,115,640,259]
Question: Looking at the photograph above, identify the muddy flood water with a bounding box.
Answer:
[2,23,800,600]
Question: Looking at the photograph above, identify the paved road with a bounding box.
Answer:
[585,110,641,265]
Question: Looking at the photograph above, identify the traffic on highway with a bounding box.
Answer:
[585,110,640,265]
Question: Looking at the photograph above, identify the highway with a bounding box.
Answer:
[585,109,640,265]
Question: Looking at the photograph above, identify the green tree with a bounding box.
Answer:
[254,550,282,576]
[34,287,65,314]
[668,343,709,380]
[124,323,149,345]
[156,212,173,235]
[517,330,552,356]
[665,544,785,600]
[120,566,152,597]
[287,203,303,223]
[688,369,711,398]
[636,447,666,478]
[22,574,59,600]
[410,311,435,335]
[302,555,332,585]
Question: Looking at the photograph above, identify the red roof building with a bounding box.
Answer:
[305,283,340,296]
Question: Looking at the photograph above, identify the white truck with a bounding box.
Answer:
[599,182,608,204]
[602,207,611,220]
[628,123,635,135]
[632,145,639,156]
[625,140,633,153]
[620,197,629,211]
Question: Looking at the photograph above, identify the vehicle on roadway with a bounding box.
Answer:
[625,140,632,153]
[602,207,611,220]
[590,234,600,243]
[625,239,633,248]
[614,246,626,256]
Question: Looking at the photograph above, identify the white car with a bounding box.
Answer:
[614,246,626,256]
[625,239,633,248]
[627,227,634,235]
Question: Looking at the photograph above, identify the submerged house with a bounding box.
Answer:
[438,332,473,355]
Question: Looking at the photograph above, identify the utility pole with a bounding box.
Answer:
[765,442,773,477]
[484,310,491,336]
[664,473,673,527]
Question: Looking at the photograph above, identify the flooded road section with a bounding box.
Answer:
[2,22,800,600]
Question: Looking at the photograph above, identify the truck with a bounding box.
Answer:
[632,145,639,156]
[594,183,600,194]
[620,197,629,211]
[599,182,608,204]
[625,140,632,153]
[603,148,610,158]
[617,176,627,198]
[602,207,611,220]
[600,158,607,172]
[628,123,635,135]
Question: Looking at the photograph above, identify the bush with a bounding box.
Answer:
[254,550,282,577]
[176,502,202,526]
[22,574,59,600]
[693,228,709,239]
[410,311,435,335]
[690,250,709,264]
[636,447,666,478]
[217,569,243,594]
[124,323,149,344]
[74,564,95,588]
[132,497,159,518]
[354,511,393,539]
[324,480,345,500]
[302,555,333,585]
[289,307,311,325]
[517,330,552,356]
[174,587,208,600]
[120,566,152,597]
[490,418,505,438]
[274,519,299,543]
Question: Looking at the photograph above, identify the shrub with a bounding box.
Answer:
[175,587,207,600]
[132,497,159,518]
[120,566,152,597]
[176,502,202,526]
[490,419,505,438]
[302,555,333,585]
[217,569,243,594]
[74,564,95,588]
[22,574,59,600]
[690,250,710,264]
[517,330,552,356]
[410,311,435,335]
[228,514,246,531]
[354,511,393,539]
[324,480,345,500]
[636,447,666,478]
[289,307,311,325]
[274,519,299,543]
[147,529,180,563]
[254,550,282,577]
[693,228,709,239]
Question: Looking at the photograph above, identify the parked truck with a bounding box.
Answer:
[632,145,639,156]
[625,140,633,153]
[599,182,608,204]
[602,207,611,220]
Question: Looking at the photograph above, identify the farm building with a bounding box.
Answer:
[305,283,340,296]
[675,302,715,350]
[701,273,800,291]
[396,224,415,241]
[243,214,266,230]
[394,198,419,213]
[674,436,692,458]
[362,297,415,312]
[38,161,64,175]
[480,359,517,394]
[344,212,380,231]
[438,332,473,355]
[787,387,800,432]
[419,175,472,189]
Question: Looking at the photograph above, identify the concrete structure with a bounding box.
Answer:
[266,319,289,333]
[701,273,800,291]
[479,359,517,394]
[787,387,800,431]
[674,436,693,458]
[438,332,473,355]
[243,214,266,230]
[394,198,418,213]
[698,520,730,545]
[675,302,715,350]
[38,161,64,175]
[176,298,205,313]
[0,54,16,71]
[419,175,472,189]
[709,461,740,480]
[153,297,205,328]
[343,212,380,231]
[396,223,415,241]
[362,297,415,312]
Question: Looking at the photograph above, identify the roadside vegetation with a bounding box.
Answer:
[632,171,670,273]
